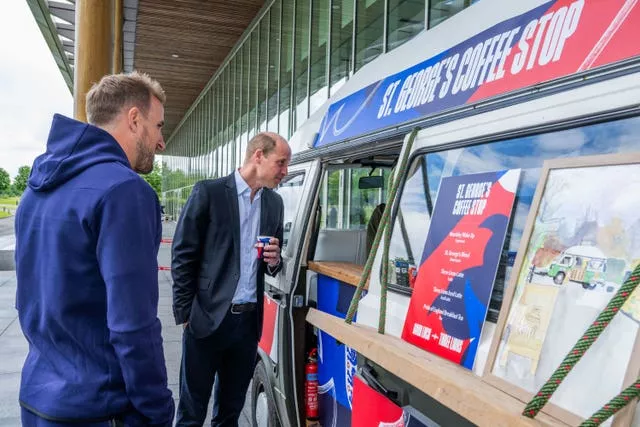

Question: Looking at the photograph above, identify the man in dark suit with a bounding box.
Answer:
[171,132,290,426]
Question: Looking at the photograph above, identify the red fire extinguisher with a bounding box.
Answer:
[305,348,319,421]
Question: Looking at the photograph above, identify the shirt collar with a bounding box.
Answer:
[234,169,262,198]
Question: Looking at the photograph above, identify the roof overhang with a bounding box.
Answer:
[28,0,265,138]
[27,0,140,94]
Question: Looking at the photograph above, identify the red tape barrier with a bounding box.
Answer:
[159,238,172,270]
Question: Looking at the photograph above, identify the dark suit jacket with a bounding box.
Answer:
[171,173,284,339]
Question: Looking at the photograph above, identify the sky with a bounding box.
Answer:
[0,0,72,179]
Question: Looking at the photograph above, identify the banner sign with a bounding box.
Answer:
[315,0,640,147]
[352,376,438,426]
[351,376,404,427]
[401,170,520,369]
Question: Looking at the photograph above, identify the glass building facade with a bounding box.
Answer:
[161,0,475,218]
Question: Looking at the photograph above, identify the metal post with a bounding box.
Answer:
[276,0,283,134]
[289,0,297,138]
[306,0,313,121]
[351,0,357,75]
[382,0,388,53]
[326,0,333,99]
[425,0,431,30]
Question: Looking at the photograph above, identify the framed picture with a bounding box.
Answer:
[483,153,640,426]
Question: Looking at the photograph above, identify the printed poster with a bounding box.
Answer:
[491,161,640,421]
[401,170,521,369]
[498,283,559,374]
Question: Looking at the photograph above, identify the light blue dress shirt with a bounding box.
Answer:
[232,169,262,304]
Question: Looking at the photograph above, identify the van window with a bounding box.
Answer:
[388,115,640,321]
[276,172,306,249]
[319,167,391,230]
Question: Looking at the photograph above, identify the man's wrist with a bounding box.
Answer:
[267,258,281,268]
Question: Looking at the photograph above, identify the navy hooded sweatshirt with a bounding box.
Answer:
[15,114,174,425]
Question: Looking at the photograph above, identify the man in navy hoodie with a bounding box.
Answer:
[14,72,174,426]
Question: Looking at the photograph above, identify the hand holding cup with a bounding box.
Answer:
[256,236,280,267]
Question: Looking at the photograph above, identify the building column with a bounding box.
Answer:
[113,0,124,74]
[73,0,115,122]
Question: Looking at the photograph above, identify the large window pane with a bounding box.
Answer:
[319,167,390,230]
[429,0,473,29]
[268,0,281,132]
[387,0,424,51]
[215,81,222,176]
[355,0,384,71]
[279,0,294,138]
[234,55,243,169]
[293,0,310,130]
[388,115,640,325]
[224,68,231,173]
[258,15,269,132]
[230,58,238,169]
[330,0,353,96]
[240,43,250,160]
[249,29,259,137]
[309,0,329,116]
[320,169,341,229]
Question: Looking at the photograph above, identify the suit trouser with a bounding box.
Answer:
[176,308,258,427]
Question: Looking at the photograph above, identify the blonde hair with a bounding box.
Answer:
[85,71,165,126]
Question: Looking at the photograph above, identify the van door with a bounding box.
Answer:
[255,160,321,427]
[265,160,321,294]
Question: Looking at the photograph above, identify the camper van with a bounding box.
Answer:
[238,0,640,426]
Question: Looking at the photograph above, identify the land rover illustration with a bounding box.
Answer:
[547,245,607,289]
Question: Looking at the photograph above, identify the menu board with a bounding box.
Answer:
[401,170,520,369]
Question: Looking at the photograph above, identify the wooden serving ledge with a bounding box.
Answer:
[306,308,567,427]
[307,261,365,288]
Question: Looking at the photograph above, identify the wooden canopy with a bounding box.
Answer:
[135,0,265,137]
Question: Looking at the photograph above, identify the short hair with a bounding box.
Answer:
[245,133,278,161]
[85,71,165,126]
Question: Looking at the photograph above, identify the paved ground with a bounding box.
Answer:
[0,220,252,426]
[0,217,14,238]
[0,217,15,252]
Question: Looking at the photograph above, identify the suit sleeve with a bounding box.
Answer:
[96,179,174,426]
[171,181,209,324]
[266,194,284,277]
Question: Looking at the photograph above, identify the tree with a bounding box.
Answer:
[0,168,10,194]
[141,162,162,200]
[13,166,31,195]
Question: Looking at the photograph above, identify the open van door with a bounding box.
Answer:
[253,159,322,427]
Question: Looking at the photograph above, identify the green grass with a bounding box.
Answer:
[0,197,19,206]
[0,211,11,219]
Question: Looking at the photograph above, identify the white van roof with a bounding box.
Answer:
[563,245,606,259]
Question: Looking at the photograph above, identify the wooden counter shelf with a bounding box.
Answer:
[307,261,366,288]
[306,308,568,427]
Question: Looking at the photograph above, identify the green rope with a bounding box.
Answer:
[345,128,418,326]
[344,200,388,324]
[580,378,640,427]
[378,129,418,333]
[523,263,640,420]
[378,172,395,333]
